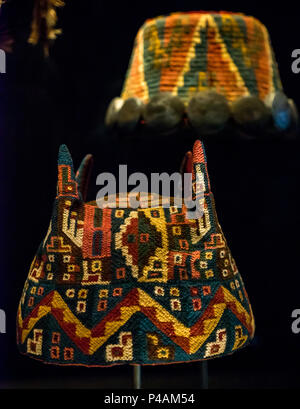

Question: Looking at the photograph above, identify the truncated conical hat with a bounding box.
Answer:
[17,139,255,366]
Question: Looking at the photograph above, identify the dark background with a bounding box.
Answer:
[0,0,300,388]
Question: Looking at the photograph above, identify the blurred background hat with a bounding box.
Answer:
[105,11,298,137]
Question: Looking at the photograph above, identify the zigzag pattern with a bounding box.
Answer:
[18,286,254,356]
[121,11,282,103]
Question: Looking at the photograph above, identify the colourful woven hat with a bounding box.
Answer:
[17,140,255,366]
[106,11,298,136]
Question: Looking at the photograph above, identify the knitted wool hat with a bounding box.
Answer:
[106,11,298,135]
[17,140,255,366]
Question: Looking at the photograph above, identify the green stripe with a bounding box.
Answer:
[270,46,283,92]
[177,22,208,99]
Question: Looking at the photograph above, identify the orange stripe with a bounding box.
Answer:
[206,22,247,101]
[121,29,147,101]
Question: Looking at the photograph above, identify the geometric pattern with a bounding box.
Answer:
[121,12,282,104]
[17,286,253,356]
[204,329,227,358]
[26,329,43,356]
[106,332,133,362]
[17,140,255,366]
[147,332,175,361]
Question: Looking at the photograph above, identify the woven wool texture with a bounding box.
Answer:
[121,11,282,104]
[17,140,255,366]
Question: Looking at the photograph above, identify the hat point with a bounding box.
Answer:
[192,139,206,164]
[58,144,74,167]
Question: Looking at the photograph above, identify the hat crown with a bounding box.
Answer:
[122,11,282,104]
